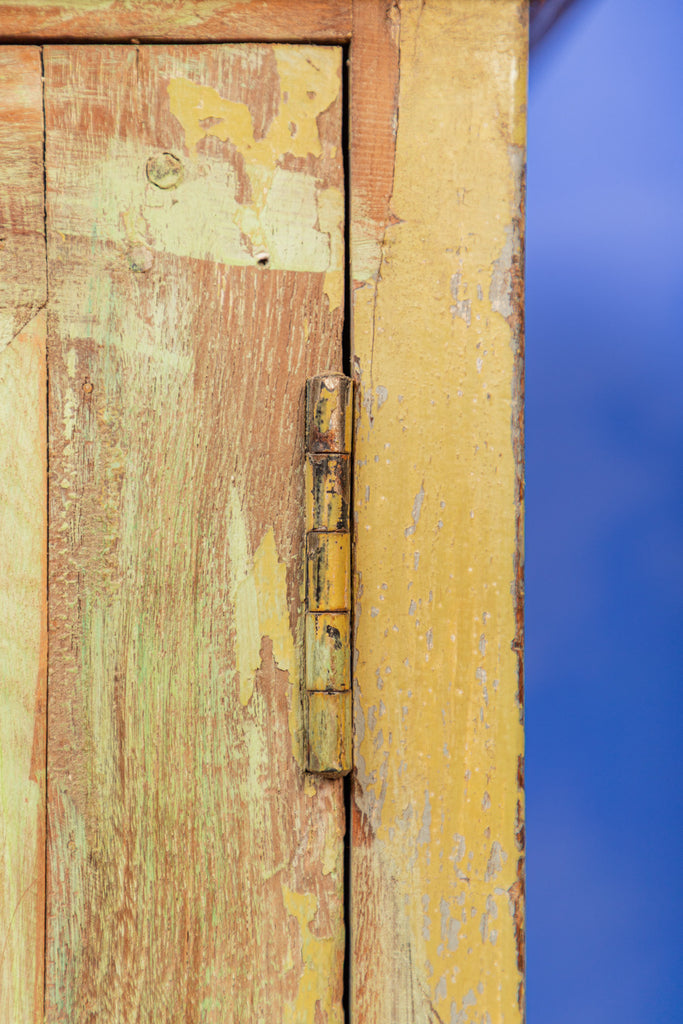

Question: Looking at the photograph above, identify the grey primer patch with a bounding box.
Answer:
[484,840,506,882]
[376,384,388,409]
[489,225,514,319]
[405,483,425,537]
[416,789,432,847]
[450,272,472,326]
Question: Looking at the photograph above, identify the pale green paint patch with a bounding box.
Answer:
[44,43,345,1015]
[0,311,45,1020]
[230,489,296,706]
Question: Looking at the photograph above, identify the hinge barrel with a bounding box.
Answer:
[304,373,353,776]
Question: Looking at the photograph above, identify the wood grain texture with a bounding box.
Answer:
[0,47,47,352]
[0,310,47,1024]
[0,46,46,1024]
[350,2,527,1021]
[45,43,345,1022]
[0,0,351,41]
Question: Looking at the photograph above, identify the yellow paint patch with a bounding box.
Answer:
[166,46,343,306]
[167,79,253,157]
[49,47,344,304]
[169,47,339,163]
[282,886,342,1024]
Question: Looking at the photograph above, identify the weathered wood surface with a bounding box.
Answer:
[0,0,351,41]
[350,1,527,1021]
[45,43,345,1022]
[0,47,47,353]
[0,46,47,1024]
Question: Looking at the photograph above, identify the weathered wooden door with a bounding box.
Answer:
[2,6,529,1023]
[1,42,346,1022]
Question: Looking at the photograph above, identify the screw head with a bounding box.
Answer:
[146,152,184,190]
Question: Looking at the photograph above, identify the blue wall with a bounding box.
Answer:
[527,1,683,1020]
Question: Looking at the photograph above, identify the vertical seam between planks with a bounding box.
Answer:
[341,40,353,1024]
[39,43,49,1024]
[341,42,351,379]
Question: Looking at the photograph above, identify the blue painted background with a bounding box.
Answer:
[527,0,683,1019]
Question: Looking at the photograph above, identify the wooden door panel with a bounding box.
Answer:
[44,44,345,1022]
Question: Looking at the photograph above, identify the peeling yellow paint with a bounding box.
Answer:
[48,46,344,308]
[352,2,527,1020]
[282,886,342,1024]
[166,46,343,307]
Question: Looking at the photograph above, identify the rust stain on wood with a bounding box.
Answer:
[44,43,345,1021]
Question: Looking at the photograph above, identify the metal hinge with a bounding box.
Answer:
[304,373,353,776]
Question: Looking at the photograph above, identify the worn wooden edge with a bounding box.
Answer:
[0,309,47,1024]
[348,0,527,1021]
[0,0,352,41]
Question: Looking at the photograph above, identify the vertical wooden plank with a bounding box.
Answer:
[0,47,47,1024]
[0,47,47,352]
[350,2,527,1021]
[45,44,345,1021]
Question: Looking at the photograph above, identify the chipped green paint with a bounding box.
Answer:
[0,309,46,1023]
[44,43,345,1018]
[167,45,344,307]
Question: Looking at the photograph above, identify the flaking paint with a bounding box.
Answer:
[43,43,346,1019]
[282,886,344,1024]
[167,46,344,307]
[230,492,296,707]
[0,310,47,1022]
[351,1,527,1020]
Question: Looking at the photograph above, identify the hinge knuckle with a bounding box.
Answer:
[304,373,353,777]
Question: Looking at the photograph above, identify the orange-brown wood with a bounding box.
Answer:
[0,46,47,1024]
[349,0,400,295]
[0,46,47,350]
[45,43,346,1021]
[0,0,351,42]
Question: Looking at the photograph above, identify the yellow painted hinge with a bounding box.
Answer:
[305,373,353,776]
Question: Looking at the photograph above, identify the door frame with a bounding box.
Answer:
[0,2,527,1021]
